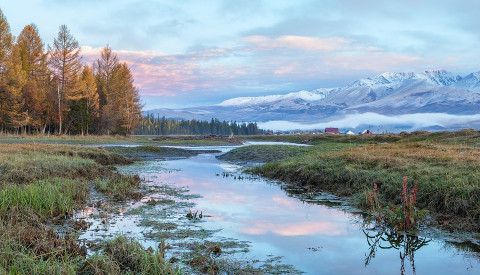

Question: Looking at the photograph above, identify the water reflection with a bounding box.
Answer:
[107,146,480,274]
[364,229,431,275]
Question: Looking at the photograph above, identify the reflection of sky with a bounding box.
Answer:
[136,152,480,274]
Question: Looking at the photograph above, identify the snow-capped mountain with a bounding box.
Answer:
[218,88,337,106]
[145,70,480,132]
[455,72,480,91]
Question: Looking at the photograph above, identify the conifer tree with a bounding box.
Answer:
[17,24,49,133]
[0,9,27,132]
[49,24,82,134]
[103,62,142,134]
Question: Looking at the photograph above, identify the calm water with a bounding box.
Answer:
[79,143,480,274]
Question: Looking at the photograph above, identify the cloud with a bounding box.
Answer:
[80,31,427,108]
[238,220,347,236]
[242,35,351,51]
[80,46,246,97]
[258,112,480,131]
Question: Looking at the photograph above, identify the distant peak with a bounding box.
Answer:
[425,69,446,73]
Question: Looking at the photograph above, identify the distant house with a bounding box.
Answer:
[344,130,355,135]
[325,128,340,134]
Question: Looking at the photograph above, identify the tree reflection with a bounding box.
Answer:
[364,229,430,275]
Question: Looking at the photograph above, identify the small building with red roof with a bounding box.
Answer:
[325,127,340,134]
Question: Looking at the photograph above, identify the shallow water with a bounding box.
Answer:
[78,143,480,274]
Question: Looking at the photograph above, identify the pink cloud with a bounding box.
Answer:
[239,219,347,236]
[242,35,351,51]
[81,46,246,97]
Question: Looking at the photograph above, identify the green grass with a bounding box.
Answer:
[217,145,312,163]
[0,178,88,218]
[94,174,142,200]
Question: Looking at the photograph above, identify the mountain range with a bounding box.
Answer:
[145,70,480,132]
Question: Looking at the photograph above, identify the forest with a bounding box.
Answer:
[135,115,266,135]
[0,9,142,135]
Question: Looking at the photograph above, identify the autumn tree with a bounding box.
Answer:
[65,65,99,134]
[0,9,11,74]
[102,63,142,135]
[0,9,27,133]
[0,8,143,135]
[0,8,12,131]
[49,24,82,134]
[95,45,117,105]
[17,24,49,133]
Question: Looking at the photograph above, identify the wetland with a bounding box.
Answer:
[1,132,480,274]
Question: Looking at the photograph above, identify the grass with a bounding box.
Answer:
[82,235,181,275]
[0,178,88,218]
[113,145,165,153]
[240,132,402,145]
[0,134,237,146]
[109,145,221,161]
[0,142,180,273]
[217,145,312,163]
[94,174,142,200]
[248,131,480,231]
[0,144,130,184]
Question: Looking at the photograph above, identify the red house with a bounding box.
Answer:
[325,128,340,134]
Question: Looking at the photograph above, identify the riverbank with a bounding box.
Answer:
[228,130,480,232]
[107,145,221,160]
[0,143,180,274]
[0,134,243,147]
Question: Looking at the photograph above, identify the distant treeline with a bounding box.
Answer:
[0,9,142,135]
[135,115,266,135]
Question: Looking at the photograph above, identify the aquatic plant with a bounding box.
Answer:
[186,209,203,220]
[364,229,430,275]
[366,177,425,232]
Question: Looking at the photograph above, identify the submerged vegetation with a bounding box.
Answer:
[244,129,480,231]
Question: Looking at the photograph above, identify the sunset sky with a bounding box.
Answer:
[3,0,480,109]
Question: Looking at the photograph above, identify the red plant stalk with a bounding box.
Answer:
[408,180,418,226]
[402,177,408,229]
[373,183,384,228]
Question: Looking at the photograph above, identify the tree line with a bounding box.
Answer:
[0,9,142,135]
[135,115,266,135]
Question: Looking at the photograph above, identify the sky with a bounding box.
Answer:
[2,0,480,110]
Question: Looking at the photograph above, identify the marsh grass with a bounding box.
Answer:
[0,134,234,146]
[82,235,181,275]
[251,137,480,231]
[0,178,88,217]
[94,174,142,200]
[0,211,86,274]
[0,142,179,273]
[217,145,311,163]
[0,144,130,184]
